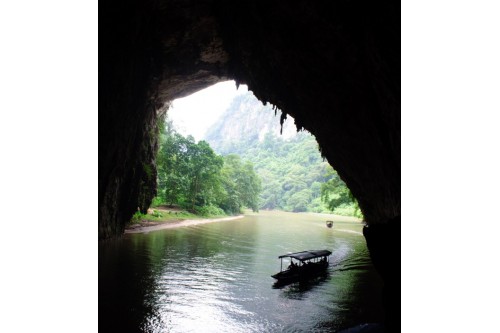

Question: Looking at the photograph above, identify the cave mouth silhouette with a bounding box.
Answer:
[99,0,400,330]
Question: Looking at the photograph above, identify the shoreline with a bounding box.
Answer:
[124,215,244,234]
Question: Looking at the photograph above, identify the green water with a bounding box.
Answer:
[99,211,384,332]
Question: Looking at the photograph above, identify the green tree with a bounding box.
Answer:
[219,154,261,214]
[157,122,190,205]
[157,120,223,211]
[320,166,361,217]
[156,117,261,215]
[184,139,224,211]
[286,189,313,212]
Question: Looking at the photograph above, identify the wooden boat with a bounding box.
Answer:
[326,220,333,228]
[271,250,332,283]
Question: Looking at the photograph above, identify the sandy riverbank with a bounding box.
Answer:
[124,215,244,234]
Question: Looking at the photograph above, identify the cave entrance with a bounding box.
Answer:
[107,81,384,332]
[146,80,360,220]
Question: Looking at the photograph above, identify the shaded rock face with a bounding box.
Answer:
[363,217,401,331]
[99,0,399,327]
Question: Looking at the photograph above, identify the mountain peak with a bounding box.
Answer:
[204,92,297,154]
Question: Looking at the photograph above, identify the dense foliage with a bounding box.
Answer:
[237,132,331,212]
[205,91,362,217]
[320,167,362,218]
[218,154,262,214]
[155,119,261,215]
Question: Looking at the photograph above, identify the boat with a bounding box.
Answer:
[271,250,332,283]
[326,220,333,228]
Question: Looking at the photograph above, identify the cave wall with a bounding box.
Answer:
[99,0,164,238]
[99,0,235,239]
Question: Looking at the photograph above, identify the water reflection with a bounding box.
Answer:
[99,211,383,332]
[273,272,331,296]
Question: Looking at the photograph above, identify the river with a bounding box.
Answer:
[99,210,384,332]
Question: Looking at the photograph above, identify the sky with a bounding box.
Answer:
[168,80,249,141]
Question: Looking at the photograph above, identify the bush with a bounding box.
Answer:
[307,197,330,213]
[150,196,165,207]
[195,205,226,217]
[130,211,145,224]
[332,203,363,218]
[151,210,163,218]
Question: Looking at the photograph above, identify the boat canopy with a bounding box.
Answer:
[278,250,332,261]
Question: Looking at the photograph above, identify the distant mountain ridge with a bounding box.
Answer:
[204,92,297,155]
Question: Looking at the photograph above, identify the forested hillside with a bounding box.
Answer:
[204,92,361,216]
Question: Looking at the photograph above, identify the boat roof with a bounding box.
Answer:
[278,250,332,261]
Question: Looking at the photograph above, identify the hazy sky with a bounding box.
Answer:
[168,81,249,141]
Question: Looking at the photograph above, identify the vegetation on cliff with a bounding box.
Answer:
[204,91,362,217]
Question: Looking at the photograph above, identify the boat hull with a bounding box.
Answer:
[272,262,329,283]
